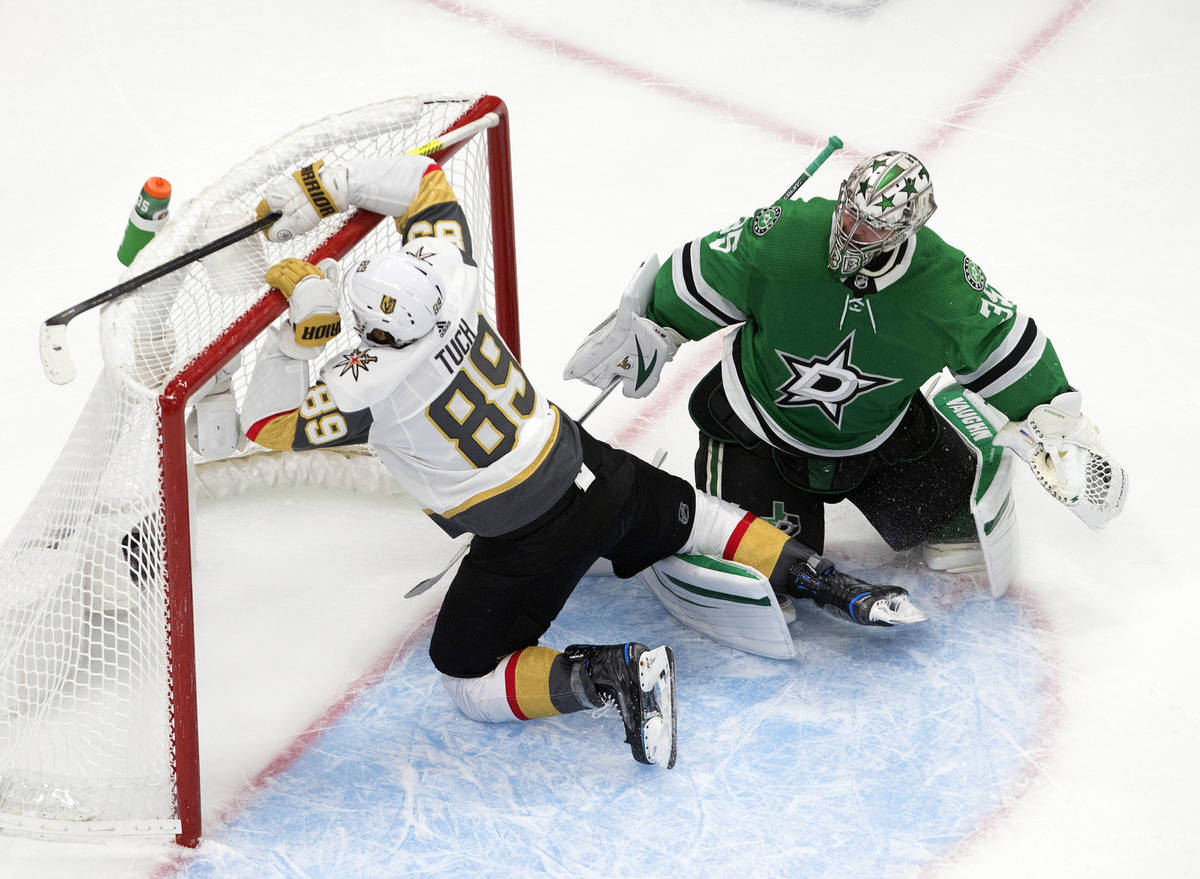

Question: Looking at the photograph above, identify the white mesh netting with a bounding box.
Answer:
[0,93,507,840]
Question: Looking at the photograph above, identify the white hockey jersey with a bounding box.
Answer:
[243,160,582,537]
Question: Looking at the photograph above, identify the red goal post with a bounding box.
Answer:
[0,94,518,847]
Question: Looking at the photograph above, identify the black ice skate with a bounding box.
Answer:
[564,643,677,768]
[785,551,927,627]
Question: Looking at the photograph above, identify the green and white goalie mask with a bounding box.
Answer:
[828,151,937,276]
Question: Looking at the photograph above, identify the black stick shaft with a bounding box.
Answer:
[44,211,282,328]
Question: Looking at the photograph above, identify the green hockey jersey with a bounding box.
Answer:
[646,196,1070,457]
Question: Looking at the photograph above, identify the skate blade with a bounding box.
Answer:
[637,646,677,769]
[869,596,928,625]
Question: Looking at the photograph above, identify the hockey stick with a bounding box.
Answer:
[39,112,504,386]
[576,379,619,423]
[780,135,844,201]
[39,212,282,385]
[403,380,617,599]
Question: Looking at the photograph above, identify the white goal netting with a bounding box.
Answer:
[0,93,512,842]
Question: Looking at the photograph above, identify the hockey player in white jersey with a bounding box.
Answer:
[242,155,924,768]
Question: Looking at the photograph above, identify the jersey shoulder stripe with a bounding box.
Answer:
[392,164,472,253]
[672,239,746,327]
[245,408,300,450]
[954,314,1047,398]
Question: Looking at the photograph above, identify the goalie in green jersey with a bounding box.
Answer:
[566,150,1128,597]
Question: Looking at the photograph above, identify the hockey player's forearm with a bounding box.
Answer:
[346,155,435,217]
[979,343,1071,421]
[241,331,311,437]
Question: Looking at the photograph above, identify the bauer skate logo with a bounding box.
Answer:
[336,348,378,380]
[296,163,338,218]
[774,331,899,427]
[751,205,782,237]
[963,257,987,291]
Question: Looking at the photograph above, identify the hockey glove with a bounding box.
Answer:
[265,258,342,360]
[256,160,349,243]
[564,309,683,399]
[994,391,1128,529]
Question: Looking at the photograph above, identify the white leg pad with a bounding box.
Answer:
[927,380,1020,598]
[637,554,795,660]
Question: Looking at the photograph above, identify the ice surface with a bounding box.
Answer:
[2,0,1198,877]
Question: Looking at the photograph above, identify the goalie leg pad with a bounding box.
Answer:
[636,554,795,660]
[928,382,1020,597]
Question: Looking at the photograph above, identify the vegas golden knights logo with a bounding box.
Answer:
[380,295,397,314]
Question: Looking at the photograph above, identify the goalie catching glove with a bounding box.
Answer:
[994,391,1128,529]
[256,160,349,243]
[564,254,683,399]
[265,258,342,360]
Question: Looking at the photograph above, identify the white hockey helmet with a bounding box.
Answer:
[344,251,445,348]
[828,151,937,276]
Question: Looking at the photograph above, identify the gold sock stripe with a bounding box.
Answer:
[504,646,562,720]
[728,516,790,580]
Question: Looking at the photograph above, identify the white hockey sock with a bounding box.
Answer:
[680,492,800,586]
[441,646,592,723]
[678,492,752,557]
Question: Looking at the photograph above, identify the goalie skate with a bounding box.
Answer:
[564,643,677,769]
[787,555,927,626]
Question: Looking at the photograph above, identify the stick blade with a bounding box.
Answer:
[40,323,77,385]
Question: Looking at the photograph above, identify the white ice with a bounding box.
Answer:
[1,1,1198,876]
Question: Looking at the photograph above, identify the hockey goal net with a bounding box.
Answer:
[0,94,517,846]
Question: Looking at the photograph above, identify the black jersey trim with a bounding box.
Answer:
[964,318,1039,395]
[681,241,742,326]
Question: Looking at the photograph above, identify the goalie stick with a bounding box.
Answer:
[39,112,502,386]
[780,135,844,201]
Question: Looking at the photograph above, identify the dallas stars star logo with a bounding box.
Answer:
[336,348,378,380]
[774,332,899,427]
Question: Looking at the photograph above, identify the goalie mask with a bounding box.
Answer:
[345,252,445,348]
[828,151,937,276]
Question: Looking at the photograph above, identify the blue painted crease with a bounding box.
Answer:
[178,567,1049,879]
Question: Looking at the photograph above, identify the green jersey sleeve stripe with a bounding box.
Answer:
[672,239,746,327]
[956,314,1047,397]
